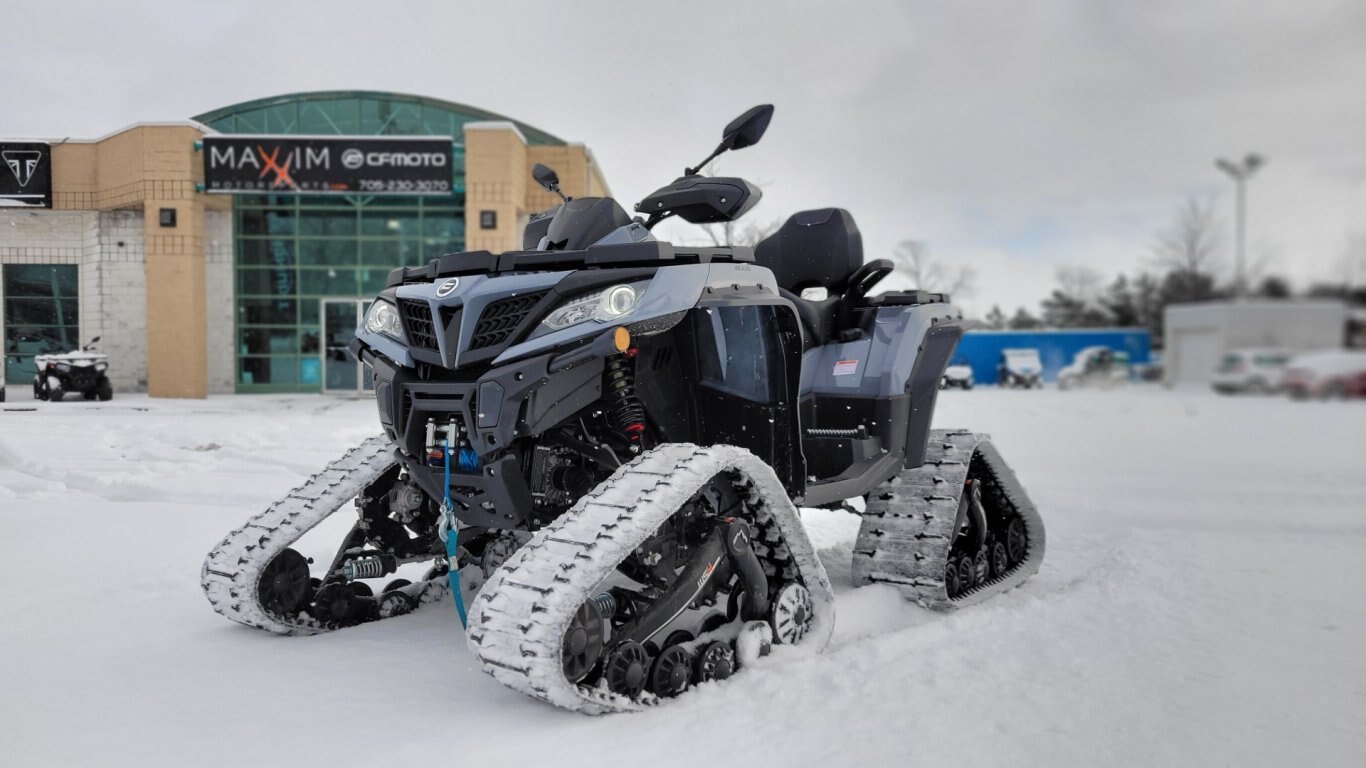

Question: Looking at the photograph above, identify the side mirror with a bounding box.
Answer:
[720,104,775,151]
[686,104,776,176]
[532,163,569,202]
[89,336,101,345]
[532,163,559,193]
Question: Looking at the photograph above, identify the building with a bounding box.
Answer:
[953,328,1152,384]
[0,91,609,397]
[1163,300,1347,386]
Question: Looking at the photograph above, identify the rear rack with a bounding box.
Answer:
[386,241,755,288]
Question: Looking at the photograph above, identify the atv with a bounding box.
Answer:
[202,105,1045,714]
[33,337,112,402]
[998,347,1043,389]
[941,359,975,389]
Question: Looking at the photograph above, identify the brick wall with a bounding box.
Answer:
[204,209,234,394]
[89,210,148,391]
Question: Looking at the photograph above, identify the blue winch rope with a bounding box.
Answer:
[442,439,468,627]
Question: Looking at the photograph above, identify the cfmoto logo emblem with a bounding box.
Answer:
[341,148,365,170]
[436,278,460,297]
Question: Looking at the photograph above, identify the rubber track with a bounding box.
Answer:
[466,443,836,715]
[200,435,447,635]
[851,429,1045,609]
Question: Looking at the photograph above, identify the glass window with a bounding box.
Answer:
[238,268,296,297]
[240,356,300,385]
[298,99,360,134]
[359,269,391,295]
[3,265,79,384]
[299,238,357,266]
[299,268,360,295]
[240,328,300,355]
[230,175,465,392]
[238,299,297,325]
[238,238,295,266]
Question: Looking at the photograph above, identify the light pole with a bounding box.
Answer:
[1215,153,1266,299]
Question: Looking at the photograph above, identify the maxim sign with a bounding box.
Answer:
[203,135,453,195]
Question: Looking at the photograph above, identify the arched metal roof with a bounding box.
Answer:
[192,90,565,145]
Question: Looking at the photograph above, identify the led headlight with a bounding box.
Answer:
[541,283,644,331]
[364,300,407,341]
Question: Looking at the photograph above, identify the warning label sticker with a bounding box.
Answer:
[833,359,859,376]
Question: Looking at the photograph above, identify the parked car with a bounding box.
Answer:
[941,361,974,389]
[997,348,1043,389]
[1281,351,1366,400]
[1210,348,1292,395]
[1057,346,1128,390]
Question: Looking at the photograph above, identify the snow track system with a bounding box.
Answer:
[200,430,1038,715]
[200,436,448,636]
[852,429,1045,609]
[467,443,835,714]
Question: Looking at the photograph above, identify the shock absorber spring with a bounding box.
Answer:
[604,351,645,443]
[591,591,617,619]
[341,554,397,582]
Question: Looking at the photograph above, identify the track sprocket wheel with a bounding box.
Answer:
[1006,517,1027,565]
[695,640,736,683]
[603,641,650,698]
[769,582,813,645]
[256,548,311,615]
[957,556,975,590]
[311,583,363,627]
[945,558,962,598]
[562,600,607,684]
[378,590,414,619]
[990,541,1009,578]
[650,645,694,697]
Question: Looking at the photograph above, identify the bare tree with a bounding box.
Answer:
[890,240,978,297]
[1055,265,1104,305]
[1152,196,1224,278]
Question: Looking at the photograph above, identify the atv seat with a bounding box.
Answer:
[754,208,891,345]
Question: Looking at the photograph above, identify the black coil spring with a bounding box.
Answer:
[604,354,645,440]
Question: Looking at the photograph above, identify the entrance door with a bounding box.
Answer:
[321,299,372,395]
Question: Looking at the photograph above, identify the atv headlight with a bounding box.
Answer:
[96,362,108,372]
[364,300,407,341]
[541,283,644,331]
[56,363,70,372]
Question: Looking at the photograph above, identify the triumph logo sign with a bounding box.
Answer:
[203,135,453,195]
[0,142,52,208]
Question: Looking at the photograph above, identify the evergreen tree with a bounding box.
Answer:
[1009,306,1042,329]
[984,304,1007,330]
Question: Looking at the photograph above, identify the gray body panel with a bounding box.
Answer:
[801,303,961,399]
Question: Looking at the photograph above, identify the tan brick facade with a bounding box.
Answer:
[44,124,229,397]
[463,122,611,254]
[5,112,605,398]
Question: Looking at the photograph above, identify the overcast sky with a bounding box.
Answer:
[4,0,1363,316]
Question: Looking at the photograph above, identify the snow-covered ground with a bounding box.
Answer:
[1,388,1363,767]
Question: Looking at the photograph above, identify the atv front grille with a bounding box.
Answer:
[399,300,439,352]
[470,292,547,350]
